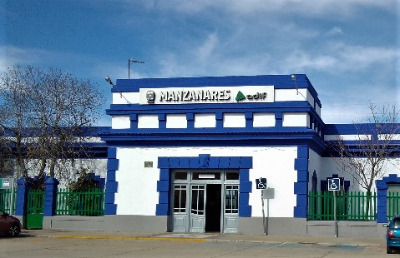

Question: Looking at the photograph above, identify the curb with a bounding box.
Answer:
[22,230,382,248]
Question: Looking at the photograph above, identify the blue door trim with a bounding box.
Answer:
[156,154,253,217]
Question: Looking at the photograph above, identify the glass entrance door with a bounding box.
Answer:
[190,185,205,232]
[172,184,187,232]
[223,185,239,233]
[171,170,239,233]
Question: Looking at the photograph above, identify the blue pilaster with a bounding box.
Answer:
[376,174,400,223]
[239,169,252,217]
[15,178,28,216]
[105,147,118,215]
[44,177,59,216]
[294,145,309,218]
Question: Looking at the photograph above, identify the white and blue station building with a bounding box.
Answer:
[87,74,399,235]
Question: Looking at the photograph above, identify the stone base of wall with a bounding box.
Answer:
[306,220,386,238]
[239,217,307,236]
[43,216,387,238]
[44,215,168,233]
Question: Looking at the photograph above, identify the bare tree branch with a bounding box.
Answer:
[0,66,104,184]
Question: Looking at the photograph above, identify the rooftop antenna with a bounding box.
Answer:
[128,58,145,79]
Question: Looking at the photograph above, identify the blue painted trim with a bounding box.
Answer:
[107,159,119,171]
[108,147,117,159]
[105,147,119,215]
[15,178,28,216]
[44,177,59,216]
[107,102,316,114]
[294,145,309,218]
[376,174,400,223]
[156,155,253,217]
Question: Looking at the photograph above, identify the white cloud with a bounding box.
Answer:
[325,26,343,37]
[195,33,219,62]
[135,0,397,18]
[0,46,40,72]
[278,43,398,74]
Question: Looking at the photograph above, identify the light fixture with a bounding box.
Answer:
[291,74,298,95]
[105,76,114,86]
[105,76,122,98]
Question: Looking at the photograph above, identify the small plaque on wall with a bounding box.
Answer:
[144,161,153,168]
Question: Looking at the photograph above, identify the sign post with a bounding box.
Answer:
[328,178,341,238]
[256,178,267,235]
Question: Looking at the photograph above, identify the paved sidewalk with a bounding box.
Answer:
[22,229,385,248]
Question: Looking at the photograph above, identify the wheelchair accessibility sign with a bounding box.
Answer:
[328,178,341,191]
[256,177,267,189]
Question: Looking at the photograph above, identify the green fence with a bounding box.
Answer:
[56,188,105,216]
[0,188,17,214]
[308,191,377,221]
[387,191,400,221]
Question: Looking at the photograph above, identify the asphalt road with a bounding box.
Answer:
[0,231,390,258]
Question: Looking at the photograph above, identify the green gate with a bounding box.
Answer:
[0,188,17,214]
[26,189,45,229]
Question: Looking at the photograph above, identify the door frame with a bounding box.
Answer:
[170,169,239,233]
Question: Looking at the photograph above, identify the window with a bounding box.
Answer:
[226,172,239,180]
[191,185,205,215]
[173,185,186,213]
[225,185,239,214]
[174,172,187,180]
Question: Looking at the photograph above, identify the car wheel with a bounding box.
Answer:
[387,246,393,254]
[8,224,20,237]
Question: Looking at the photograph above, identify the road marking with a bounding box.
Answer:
[54,235,206,242]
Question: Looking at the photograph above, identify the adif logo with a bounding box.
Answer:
[236,91,267,102]
[235,91,246,101]
[146,90,156,104]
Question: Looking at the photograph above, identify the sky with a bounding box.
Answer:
[1,0,399,126]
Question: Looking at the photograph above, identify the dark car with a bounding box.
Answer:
[384,216,400,254]
[0,209,21,237]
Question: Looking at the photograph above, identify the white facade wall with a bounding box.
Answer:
[112,116,130,129]
[223,114,246,128]
[274,89,315,107]
[114,146,297,218]
[324,135,372,141]
[282,113,310,127]
[138,115,159,128]
[166,114,187,128]
[25,158,107,188]
[194,114,216,128]
[308,149,323,192]
[112,92,139,104]
[253,113,275,127]
[320,157,400,192]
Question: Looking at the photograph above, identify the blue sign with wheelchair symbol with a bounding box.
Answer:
[328,178,340,191]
